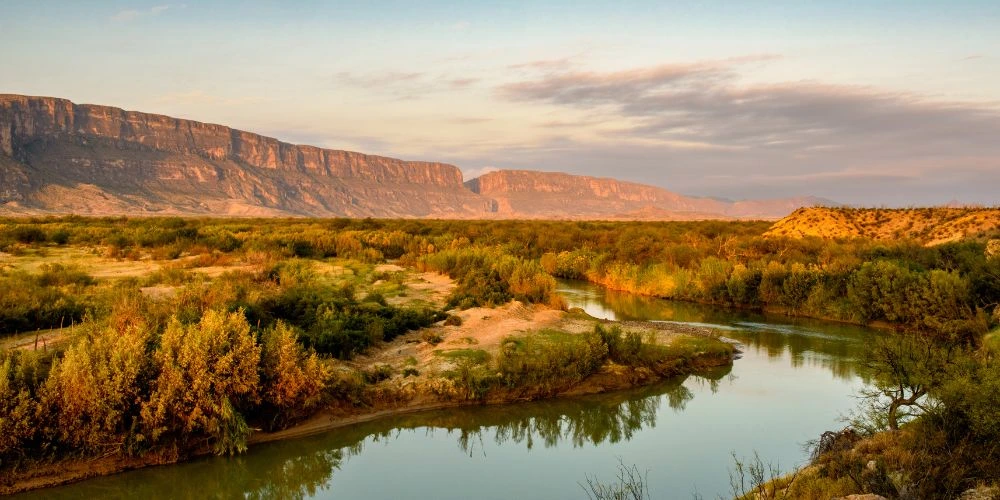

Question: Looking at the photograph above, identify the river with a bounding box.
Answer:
[19,280,878,499]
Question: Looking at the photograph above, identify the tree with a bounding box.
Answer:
[856,335,956,432]
[39,321,152,453]
[141,309,261,455]
[259,322,328,429]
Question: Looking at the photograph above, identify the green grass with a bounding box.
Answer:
[434,348,490,365]
[659,335,735,360]
[985,328,1000,354]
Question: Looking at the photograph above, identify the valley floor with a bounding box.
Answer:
[0,249,734,495]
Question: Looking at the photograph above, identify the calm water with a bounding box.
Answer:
[21,280,878,499]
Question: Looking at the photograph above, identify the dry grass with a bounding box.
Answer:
[765,207,1000,245]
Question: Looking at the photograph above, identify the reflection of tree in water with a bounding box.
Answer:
[589,284,874,381]
[31,376,704,499]
[451,376,695,455]
[28,437,364,500]
[32,284,875,499]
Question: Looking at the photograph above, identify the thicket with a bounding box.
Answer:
[0,264,95,335]
[2,216,999,489]
[443,325,733,400]
[417,246,564,309]
[0,297,328,468]
[776,333,1000,498]
[3,217,995,341]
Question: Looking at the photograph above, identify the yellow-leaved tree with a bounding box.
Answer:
[141,309,261,455]
[39,320,152,454]
[259,322,328,430]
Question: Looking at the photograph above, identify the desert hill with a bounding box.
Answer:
[766,207,1000,245]
[464,170,835,220]
[1,94,829,219]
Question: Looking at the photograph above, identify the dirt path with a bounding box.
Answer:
[1,326,78,351]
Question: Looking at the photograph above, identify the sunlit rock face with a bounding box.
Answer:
[0,94,827,219]
[465,169,829,220]
[0,94,491,217]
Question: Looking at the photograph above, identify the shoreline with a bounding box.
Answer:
[0,320,734,496]
[571,277,899,332]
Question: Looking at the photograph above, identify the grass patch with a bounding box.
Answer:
[985,328,1000,354]
[435,348,490,365]
[659,335,735,361]
[495,329,608,392]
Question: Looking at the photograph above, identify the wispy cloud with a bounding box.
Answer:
[461,165,499,181]
[333,71,425,88]
[151,89,262,108]
[332,71,482,100]
[447,77,480,88]
[498,58,1000,159]
[111,4,178,22]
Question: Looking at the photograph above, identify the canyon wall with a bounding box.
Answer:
[0,94,487,217]
[0,94,828,219]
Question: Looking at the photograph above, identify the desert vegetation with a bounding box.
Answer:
[1,215,998,496]
[0,216,735,492]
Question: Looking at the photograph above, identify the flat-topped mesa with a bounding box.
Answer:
[465,169,732,216]
[466,169,680,202]
[0,94,463,187]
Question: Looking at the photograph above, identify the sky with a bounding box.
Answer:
[2,1,999,206]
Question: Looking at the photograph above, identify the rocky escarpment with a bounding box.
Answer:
[466,170,832,219]
[0,94,490,217]
[0,94,830,219]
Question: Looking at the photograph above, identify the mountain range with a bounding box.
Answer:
[0,94,834,219]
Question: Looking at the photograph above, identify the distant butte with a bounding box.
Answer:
[0,94,832,219]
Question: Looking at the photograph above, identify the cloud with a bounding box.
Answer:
[446,134,1000,206]
[111,9,141,22]
[111,4,176,22]
[151,90,262,109]
[449,117,492,124]
[447,78,480,88]
[461,165,499,181]
[497,58,1000,174]
[507,57,578,72]
[334,71,425,88]
[332,71,482,100]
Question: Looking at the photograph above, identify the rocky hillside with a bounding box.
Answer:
[465,170,833,219]
[766,207,1000,245]
[0,94,490,217]
[1,94,830,219]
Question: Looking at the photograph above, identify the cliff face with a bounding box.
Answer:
[0,94,484,217]
[465,170,826,219]
[0,94,463,186]
[0,94,826,220]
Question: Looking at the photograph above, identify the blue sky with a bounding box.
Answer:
[2,1,999,205]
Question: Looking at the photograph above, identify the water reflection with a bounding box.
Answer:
[24,376,714,499]
[559,280,874,381]
[21,280,875,500]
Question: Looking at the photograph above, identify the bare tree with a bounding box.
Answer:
[581,458,650,500]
